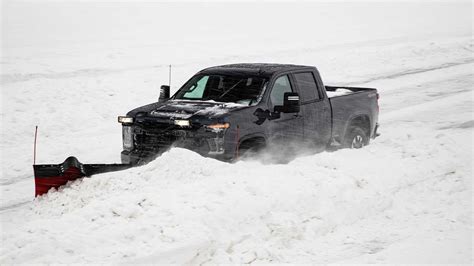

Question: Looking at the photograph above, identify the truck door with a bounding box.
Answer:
[292,71,331,149]
[267,74,304,146]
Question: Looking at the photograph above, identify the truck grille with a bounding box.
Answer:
[132,119,192,152]
[134,131,178,151]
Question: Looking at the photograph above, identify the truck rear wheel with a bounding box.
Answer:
[344,126,368,149]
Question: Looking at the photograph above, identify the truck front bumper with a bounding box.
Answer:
[121,128,235,165]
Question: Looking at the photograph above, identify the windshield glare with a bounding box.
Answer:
[174,74,268,105]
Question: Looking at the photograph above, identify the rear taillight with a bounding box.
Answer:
[376,93,380,112]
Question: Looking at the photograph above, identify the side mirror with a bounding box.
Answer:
[281,92,300,113]
[159,85,170,102]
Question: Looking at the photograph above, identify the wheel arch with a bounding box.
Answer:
[344,114,371,140]
[238,134,267,149]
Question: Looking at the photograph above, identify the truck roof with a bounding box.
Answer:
[199,63,314,76]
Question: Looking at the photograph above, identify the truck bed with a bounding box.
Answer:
[325,85,377,98]
[326,85,379,143]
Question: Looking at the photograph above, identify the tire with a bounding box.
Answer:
[343,126,368,149]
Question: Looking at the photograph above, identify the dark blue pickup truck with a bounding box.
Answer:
[118,63,379,164]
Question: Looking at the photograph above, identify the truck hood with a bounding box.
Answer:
[127,100,247,120]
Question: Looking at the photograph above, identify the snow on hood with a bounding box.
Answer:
[148,100,247,119]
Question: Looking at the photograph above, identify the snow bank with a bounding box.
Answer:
[1,106,472,263]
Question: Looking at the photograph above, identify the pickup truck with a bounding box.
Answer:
[118,64,379,164]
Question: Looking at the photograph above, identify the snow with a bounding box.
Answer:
[149,111,193,119]
[1,1,472,264]
[148,100,246,118]
[326,88,353,97]
[194,104,237,117]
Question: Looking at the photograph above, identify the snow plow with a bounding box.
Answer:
[33,156,133,197]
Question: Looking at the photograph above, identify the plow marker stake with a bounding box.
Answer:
[33,156,133,197]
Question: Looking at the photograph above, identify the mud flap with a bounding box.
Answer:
[33,156,133,197]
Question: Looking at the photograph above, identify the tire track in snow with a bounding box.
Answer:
[346,58,474,86]
[380,71,473,116]
[3,58,472,86]
[0,65,168,84]
[2,36,472,85]
[382,89,473,122]
[0,200,30,213]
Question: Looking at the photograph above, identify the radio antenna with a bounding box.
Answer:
[168,64,172,88]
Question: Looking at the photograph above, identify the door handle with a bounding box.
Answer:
[293,113,302,118]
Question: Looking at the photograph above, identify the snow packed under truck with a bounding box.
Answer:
[33,63,379,196]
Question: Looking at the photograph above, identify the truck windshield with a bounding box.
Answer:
[174,74,268,105]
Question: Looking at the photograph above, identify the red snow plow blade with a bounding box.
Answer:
[33,156,133,197]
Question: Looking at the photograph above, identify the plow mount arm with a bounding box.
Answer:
[34,156,133,197]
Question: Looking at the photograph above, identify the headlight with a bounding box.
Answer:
[205,123,229,154]
[118,116,133,124]
[122,126,133,150]
[174,120,190,127]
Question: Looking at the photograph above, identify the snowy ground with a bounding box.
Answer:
[1,1,473,264]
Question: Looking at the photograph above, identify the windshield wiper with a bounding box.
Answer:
[217,79,243,100]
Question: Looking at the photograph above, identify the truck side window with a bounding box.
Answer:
[294,72,320,101]
[183,76,209,99]
[270,75,292,106]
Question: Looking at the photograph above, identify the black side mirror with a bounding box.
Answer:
[253,108,281,125]
[282,92,300,113]
[159,85,170,102]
